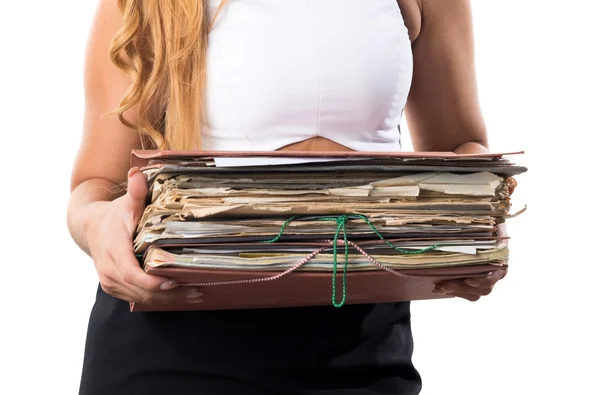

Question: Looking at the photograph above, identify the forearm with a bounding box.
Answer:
[67,178,123,256]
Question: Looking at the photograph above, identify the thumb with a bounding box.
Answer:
[123,166,148,217]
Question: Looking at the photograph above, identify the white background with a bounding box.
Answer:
[1,1,598,394]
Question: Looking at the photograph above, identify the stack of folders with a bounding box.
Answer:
[130,150,527,312]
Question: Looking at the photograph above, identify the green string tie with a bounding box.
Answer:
[261,214,442,308]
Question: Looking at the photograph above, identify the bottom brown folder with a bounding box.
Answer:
[129,263,507,312]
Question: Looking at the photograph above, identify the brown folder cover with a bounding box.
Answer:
[130,263,506,312]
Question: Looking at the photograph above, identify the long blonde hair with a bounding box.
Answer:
[108,0,226,150]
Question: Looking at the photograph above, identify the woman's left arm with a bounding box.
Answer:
[405,0,487,153]
[404,0,506,301]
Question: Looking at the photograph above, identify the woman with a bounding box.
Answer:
[67,0,505,394]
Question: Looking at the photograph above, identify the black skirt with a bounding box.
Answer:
[78,285,422,395]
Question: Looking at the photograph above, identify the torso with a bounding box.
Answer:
[203,0,417,152]
[80,2,425,394]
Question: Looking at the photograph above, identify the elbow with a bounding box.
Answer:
[452,140,489,154]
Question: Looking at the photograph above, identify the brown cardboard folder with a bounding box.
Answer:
[129,150,525,312]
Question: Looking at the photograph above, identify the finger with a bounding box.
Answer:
[110,251,204,304]
[111,247,177,293]
[445,283,493,296]
[451,293,481,302]
[97,270,139,303]
[433,280,493,296]
[464,270,506,287]
[107,281,202,305]
[133,287,205,305]
[495,269,507,280]
[96,255,127,296]
[126,167,148,202]
[463,275,493,288]
[433,279,473,294]
[98,253,160,302]
[122,167,148,226]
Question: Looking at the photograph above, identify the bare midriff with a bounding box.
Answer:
[277,136,354,152]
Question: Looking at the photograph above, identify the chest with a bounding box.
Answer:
[203,0,416,150]
[397,0,422,42]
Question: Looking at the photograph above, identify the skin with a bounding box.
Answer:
[67,0,506,305]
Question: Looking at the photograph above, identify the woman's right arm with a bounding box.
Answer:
[67,0,202,305]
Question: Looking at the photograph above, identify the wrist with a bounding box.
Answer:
[82,200,111,251]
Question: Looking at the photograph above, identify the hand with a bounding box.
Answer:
[432,270,507,301]
[86,167,203,305]
[433,222,508,302]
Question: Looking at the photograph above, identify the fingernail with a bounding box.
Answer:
[128,166,140,179]
[186,291,203,298]
[433,286,447,295]
[465,279,480,287]
[160,281,178,290]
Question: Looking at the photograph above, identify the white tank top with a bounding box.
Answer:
[203,0,413,151]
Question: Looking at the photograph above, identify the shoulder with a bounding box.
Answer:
[398,0,474,43]
[84,0,128,101]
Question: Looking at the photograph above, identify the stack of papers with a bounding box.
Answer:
[133,152,526,283]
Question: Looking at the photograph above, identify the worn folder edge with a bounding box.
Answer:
[130,149,525,168]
